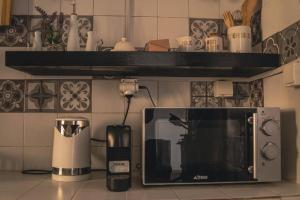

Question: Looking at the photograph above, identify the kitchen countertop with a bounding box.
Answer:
[1,172,300,200]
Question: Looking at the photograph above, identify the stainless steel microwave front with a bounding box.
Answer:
[142,107,281,185]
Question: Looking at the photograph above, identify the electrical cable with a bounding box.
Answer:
[139,85,156,107]
[22,170,52,175]
[122,95,132,126]
[90,138,106,143]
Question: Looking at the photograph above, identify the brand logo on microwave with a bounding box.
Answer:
[193,175,208,180]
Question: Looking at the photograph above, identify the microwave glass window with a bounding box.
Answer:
[144,108,255,183]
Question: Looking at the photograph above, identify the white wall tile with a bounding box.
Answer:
[12,0,29,15]
[92,80,125,113]
[24,113,57,147]
[93,16,125,47]
[158,81,191,107]
[132,17,157,47]
[130,80,158,113]
[132,146,140,172]
[94,0,125,16]
[0,48,27,79]
[91,146,106,169]
[158,0,188,17]
[61,0,94,15]
[0,147,23,171]
[92,113,124,143]
[189,0,220,18]
[29,0,61,15]
[24,147,52,170]
[0,114,23,147]
[126,113,142,147]
[132,0,158,16]
[219,0,243,18]
[261,0,300,39]
[158,17,188,48]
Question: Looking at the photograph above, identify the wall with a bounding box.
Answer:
[1,0,253,172]
[261,0,300,182]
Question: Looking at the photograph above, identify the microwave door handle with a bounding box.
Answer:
[253,113,258,180]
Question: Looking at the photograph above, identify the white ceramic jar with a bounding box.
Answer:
[67,14,80,51]
[85,31,94,51]
[32,31,42,51]
[227,26,252,53]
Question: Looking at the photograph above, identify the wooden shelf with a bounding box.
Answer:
[5,51,280,77]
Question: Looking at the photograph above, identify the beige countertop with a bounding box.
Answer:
[1,172,300,200]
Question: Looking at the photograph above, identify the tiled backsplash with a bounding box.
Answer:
[0,80,92,113]
[263,20,300,65]
[191,80,264,108]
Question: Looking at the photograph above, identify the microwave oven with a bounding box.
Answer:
[142,107,281,185]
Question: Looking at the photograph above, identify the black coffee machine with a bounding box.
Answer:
[106,125,131,192]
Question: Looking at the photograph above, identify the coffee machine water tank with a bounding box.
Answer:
[106,125,131,191]
[52,118,91,182]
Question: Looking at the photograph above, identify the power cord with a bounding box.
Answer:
[22,170,52,175]
[22,137,107,175]
[122,95,133,126]
[91,138,106,143]
[139,85,156,107]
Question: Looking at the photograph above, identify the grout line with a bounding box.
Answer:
[16,177,48,200]
[70,181,85,200]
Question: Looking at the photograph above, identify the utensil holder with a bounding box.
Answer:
[227,26,252,53]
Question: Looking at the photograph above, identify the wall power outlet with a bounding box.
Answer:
[119,79,139,96]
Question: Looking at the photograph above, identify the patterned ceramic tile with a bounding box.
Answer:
[25,80,58,112]
[224,98,235,107]
[252,42,262,53]
[234,82,250,98]
[189,18,222,51]
[191,81,253,108]
[191,96,206,107]
[206,97,221,107]
[249,79,264,107]
[191,81,206,96]
[62,16,93,47]
[0,16,28,47]
[250,9,262,46]
[279,22,300,64]
[0,80,24,112]
[206,81,214,96]
[59,80,92,113]
[263,33,281,54]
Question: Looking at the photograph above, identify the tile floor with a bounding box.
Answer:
[1,172,300,200]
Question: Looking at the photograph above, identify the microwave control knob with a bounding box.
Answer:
[261,142,278,161]
[261,119,279,136]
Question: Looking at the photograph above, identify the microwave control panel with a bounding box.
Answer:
[256,107,281,182]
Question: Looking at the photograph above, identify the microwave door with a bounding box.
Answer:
[144,108,256,184]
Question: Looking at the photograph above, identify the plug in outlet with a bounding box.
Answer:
[119,79,139,96]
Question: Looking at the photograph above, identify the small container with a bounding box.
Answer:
[85,31,95,51]
[227,26,252,53]
[205,35,223,52]
[176,36,193,52]
[32,31,42,51]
